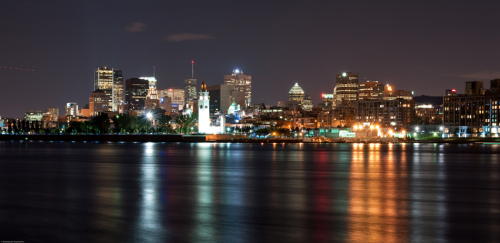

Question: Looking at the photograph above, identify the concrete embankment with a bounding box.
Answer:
[0,134,207,142]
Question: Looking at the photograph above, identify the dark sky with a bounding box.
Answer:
[1,0,500,118]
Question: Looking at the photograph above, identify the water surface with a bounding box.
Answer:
[0,141,499,242]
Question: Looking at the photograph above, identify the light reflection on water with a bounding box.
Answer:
[1,142,500,242]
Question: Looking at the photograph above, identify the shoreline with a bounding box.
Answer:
[1,135,499,144]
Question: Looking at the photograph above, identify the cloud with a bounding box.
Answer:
[460,71,500,80]
[165,33,214,42]
[126,22,147,32]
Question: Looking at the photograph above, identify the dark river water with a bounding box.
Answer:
[0,141,499,243]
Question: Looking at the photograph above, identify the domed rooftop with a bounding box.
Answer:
[289,83,304,95]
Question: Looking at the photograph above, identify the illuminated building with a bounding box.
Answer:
[125,78,149,112]
[373,84,413,100]
[138,76,157,90]
[89,90,109,116]
[355,99,414,126]
[184,79,197,104]
[207,84,245,116]
[145,87,160,111]
[43,107,59,122]
[443,80,500,137]
[335,72,358,102]
[277,100,287,107]
[160,96,172,112]
[112,70,123,111]
[224,70,251,107]
[358,80,382,100]
[301,95,313,111]
[198,81,225,134]
[161,88,185,111]
[415,104,441,124]
[24,111,44,121]
[289,83,305,102]
[66,102,78,117]
[94,67,114,111]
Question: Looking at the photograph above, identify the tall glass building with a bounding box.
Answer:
[224,70,251,107]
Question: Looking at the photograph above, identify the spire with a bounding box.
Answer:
[201,80,207,92]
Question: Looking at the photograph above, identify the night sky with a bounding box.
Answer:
[1,0,499,118]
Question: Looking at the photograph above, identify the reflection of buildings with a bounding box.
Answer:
[347,143,409,242]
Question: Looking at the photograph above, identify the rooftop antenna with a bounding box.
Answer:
[153,66,155,78]
[191,61,194,79]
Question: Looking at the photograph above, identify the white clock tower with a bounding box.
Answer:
[198,81,210,133]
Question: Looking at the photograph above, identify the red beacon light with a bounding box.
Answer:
[451,89,456,93]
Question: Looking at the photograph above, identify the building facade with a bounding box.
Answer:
[184,79,197,104]
[289,83,305,102]
[94,67,114,111]
[335,72,359,102]
[358,80,381,100]
[66,103,78,117]
[224,70,251,107]
[89,90,109,116]
[355,99,415,126]
[125,78,149,112]
[113,70,123,111]
[161,88,185,111]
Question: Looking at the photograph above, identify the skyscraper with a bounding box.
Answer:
[289,83,305,102]
[125,78,149,112]
[184,79,197,104]
[224,69,251,107]
[113,70,123,111]
[335,72,359,102]
[89,90,109,117]
[94,67,114,112]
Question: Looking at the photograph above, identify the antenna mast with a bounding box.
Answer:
[191,61,194,79]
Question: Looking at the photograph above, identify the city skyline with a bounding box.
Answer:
[1,0,500,118]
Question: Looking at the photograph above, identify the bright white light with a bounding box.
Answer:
[146,113,153,118]
[415,127,419,131]
[342,72,346,77]
[234,69,240,73]
[440,126,444,131]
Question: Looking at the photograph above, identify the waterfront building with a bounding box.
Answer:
[415,104,442,124]
[66,103,78,117]
[355,99,414,126]
[184,79,197,104]
[125,78,149,113]
[43,107,59,122]
[443,80,500,137]
[89,90,109,116]
[335,72,359,102]
[373,84,413,100]
[198,81,225,134]
[224,70,251,107]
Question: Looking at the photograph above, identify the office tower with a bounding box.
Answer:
[185,79,197,104]
[373,84,413,100]
[94,67,114,111]
[335,72,359,102]
[161,88,185,111]
[138,77,157,90]
[289,83,305,102]
[224,69,251,107]
[358,80,382,100]
[125,78,149,112]
[207,84,245,116]
[89,90,109,116]
[301,95,313,111]
[66,103,78,117]
[113,70,123,111]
